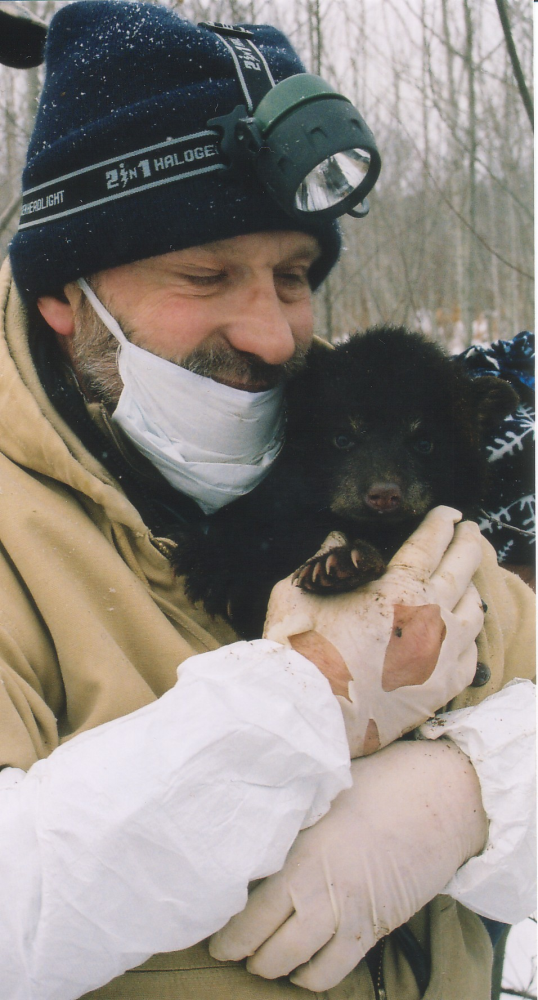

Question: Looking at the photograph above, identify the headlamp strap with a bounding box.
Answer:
[18,24,277,231]
[200,22,275,112]
[18,131,227,230]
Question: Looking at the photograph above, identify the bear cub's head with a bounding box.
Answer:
[287,327,519,531]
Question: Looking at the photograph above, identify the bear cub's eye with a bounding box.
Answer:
[333,433,356,451]
[413,439,433,454]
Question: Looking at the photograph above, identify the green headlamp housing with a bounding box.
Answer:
[0,1,47,68]
[210,74,381,222]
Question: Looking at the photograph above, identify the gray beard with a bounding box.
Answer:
[71,296,309,409]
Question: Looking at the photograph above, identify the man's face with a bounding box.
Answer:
[56,231,321,407]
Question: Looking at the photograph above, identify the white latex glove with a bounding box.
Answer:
[0,641,350,1000]
[264,506,484,757]
[421,678,537,924]
[209,738,488,991]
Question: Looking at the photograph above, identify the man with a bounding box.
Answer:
[0,3,534,999]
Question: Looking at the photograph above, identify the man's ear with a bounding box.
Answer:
[37,294,76,337]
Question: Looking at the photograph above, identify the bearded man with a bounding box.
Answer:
[0,4,534,1000]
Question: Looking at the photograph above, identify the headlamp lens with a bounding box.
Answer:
[294,147,371,213]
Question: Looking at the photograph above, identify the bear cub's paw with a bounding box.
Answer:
[293,539,386,593]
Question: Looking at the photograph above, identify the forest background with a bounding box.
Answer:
[0,0,533,350]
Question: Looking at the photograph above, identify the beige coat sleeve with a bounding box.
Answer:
[449,536,535,712]
[0,550,63,769]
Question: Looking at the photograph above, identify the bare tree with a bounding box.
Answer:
[494,0,533,130]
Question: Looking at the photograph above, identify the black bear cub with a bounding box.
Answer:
[172,327,518,639]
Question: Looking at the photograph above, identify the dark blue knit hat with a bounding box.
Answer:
[9,0,341,300]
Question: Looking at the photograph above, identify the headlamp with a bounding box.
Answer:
[0,2,47,69]
[210,73,381,221]
[7,13,381,234]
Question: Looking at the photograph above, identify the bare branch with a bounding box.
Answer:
[494,0,533,130]
[0,191,21,237]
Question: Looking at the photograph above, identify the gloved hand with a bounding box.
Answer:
[209,739,488,991]
[264,506,484,757]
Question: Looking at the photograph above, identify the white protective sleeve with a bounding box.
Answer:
[419,678,536,924]
[0,639,351,1000]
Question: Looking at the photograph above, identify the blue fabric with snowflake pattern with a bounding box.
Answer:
[457,331,535,565]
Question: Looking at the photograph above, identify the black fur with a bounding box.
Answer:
[171,327,518,638]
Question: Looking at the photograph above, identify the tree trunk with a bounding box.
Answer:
[463,0,476,345]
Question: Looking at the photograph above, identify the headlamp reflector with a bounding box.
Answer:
[209,73,381,221]
[294,148,371,214]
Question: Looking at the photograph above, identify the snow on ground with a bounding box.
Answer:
[501,916,537,999]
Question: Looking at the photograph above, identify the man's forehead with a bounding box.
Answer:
[87,232,323,289]
[166,232,322,262]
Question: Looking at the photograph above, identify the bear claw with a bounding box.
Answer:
[293,542,385,594]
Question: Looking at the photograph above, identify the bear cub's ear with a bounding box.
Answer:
[470,375,520,432]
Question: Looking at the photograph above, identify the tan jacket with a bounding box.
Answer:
[0,260,534,999]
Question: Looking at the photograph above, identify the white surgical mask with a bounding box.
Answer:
[77,279,285,515]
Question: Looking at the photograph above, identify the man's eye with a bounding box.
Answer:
[182,273,225,286]
[284,272,306,282]
[333,434,355,451]
[413,439,433,454]
[276,271,309,287]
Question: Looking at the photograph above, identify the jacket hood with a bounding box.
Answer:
[0,257,148,533]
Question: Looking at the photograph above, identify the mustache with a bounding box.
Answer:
[177,342,310,387]
[72,294,310,402]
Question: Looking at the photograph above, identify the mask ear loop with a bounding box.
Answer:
[77,278,128,350]
[77,278,127,371]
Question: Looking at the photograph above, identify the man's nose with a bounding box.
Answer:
[222,281,298,365]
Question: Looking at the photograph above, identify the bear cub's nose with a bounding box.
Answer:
[365,482,403,512]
